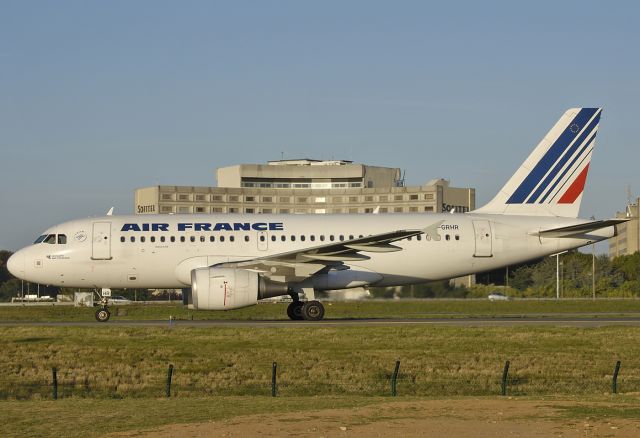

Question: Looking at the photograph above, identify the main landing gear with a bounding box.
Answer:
[286,297,325,321]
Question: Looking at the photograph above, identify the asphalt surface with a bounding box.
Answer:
[2,316,640,327]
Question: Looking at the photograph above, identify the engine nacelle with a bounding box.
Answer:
[190,267,288,310]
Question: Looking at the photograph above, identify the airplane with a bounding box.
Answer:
[7,107,626,322]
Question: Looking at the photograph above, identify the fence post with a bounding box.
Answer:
[501,360,510,396]
[391,360,400,397]
[271,362,277,397]
[52,367,58,400]
[166,364,174,398]
[612,360,621,394]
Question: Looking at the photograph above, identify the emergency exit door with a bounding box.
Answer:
[472,220,493,257]
[92,222,112,260]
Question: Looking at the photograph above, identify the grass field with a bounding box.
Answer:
[2,301,640,436]
[2,298,640,321]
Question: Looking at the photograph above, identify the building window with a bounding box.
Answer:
[424,206,434,212]
[178,194,190,201]
[212,207,224,213]
[279,197,290,203]
[379,195,388,202]
[380,207,388,213]
[394,195,404,201]
[229,208,239,213]
[262,208,273,214]
[425,193,434,200]
[196,207,206,213]
[161,206,173,213]
[212,195,223,202]
[315,197,326,203]
[365,196,374,202]
[178,206,190,213]
[348,208,358,213]
[228,195,239,202]
[348,196,358,202]
[195,194,207,201]
[409,194,419,200]
[297,197,308,203]
[332,197,343,203]
[161,193,172,200]
[279,209,290,214]
[246,196,255,202]
[409,207,418,212]
[245,208,255,213]
[364,208,373,213]
[262,197,272,203]
[394,207,404,213]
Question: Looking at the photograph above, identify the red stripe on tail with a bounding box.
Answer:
[558,164,590,204]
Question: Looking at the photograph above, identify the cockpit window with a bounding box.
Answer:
[34,235,47,244]
[43,234,57,244]
[57,234,67,244]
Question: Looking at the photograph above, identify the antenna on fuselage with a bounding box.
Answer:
[106,207,114,216]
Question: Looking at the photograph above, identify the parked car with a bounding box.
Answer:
[487,292,511,301]
[109,295,133,304]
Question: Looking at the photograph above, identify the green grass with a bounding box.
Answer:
[2,298,640,321]
[1,325,639,400]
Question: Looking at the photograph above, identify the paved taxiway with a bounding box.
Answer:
[2,317,640,328]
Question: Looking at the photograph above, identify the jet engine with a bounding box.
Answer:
[190,267,288,310]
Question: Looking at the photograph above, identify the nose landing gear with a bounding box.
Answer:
[94,289,111,322]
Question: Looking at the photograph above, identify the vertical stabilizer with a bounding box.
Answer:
[474,108,601,217]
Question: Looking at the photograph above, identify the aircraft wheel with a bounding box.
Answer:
[287,301,304,320]
[302,300,325,321]
[95,308,111,322]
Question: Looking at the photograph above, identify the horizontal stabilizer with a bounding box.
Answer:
[535,219,629,238]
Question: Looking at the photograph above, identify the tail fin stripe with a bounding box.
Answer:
[506,108,599,204]
[538,132,596,204]
[548,149,593,204]
[527,110,600,204]
[557,163,590,204]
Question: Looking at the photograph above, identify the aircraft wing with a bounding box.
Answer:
[215,220,444,282]
[535,219,629,238]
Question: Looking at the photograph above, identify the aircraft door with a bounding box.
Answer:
[92,222,112,260]
[472,220,493,257]
[257,231,268,251]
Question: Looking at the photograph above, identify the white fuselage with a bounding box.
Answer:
[8,213,614,291]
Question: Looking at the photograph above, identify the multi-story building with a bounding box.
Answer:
[609,198,640,257]
[134,159,475,216]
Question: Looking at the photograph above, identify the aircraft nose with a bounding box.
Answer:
[7,251,25,279]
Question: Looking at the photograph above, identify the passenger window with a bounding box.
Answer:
[417,235,422,241]
[44,234,56,244]
[339,235,344,241]
[57,234,67,244]
[160,236,166,243]
[329,235,335,241]
[455,235,460,241]
[245,236,250,242]
[190,236,196,242]
[230,236,235,242]
[349,235,354,240]
[170,236,175,242]
[320,235,325,242]
[120,237,125,243]
[291,235,296,242]
[281,235,286,242]
[210,236,215,242]
[310,235,315,242]
[300,235,306,242]
[151,236,156,243]
[271,235,276,242]
[220,236,225,242]
[141,236,146,243]
[180,236,185,243]
[200,236,205,242]
[130,236,135,242]
[260,235,265,242]
[446,235,451,241]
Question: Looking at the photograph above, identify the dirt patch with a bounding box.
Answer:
[106,398,640,437]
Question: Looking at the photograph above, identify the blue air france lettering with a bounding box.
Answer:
[120,222,284,232]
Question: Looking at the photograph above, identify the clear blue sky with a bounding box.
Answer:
[1,1,639,251]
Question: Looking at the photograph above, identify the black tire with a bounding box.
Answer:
[302,300,325,321]
[95,308,111,322]
[287,301,304,320]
